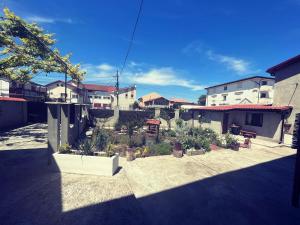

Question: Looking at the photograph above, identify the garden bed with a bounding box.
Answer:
[52,152,119,176]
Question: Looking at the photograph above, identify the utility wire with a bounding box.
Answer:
[119,0,144,75]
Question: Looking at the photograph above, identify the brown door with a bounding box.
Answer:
[222,113,229,134]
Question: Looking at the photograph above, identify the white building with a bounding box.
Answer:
[205,76,275,106]
[46,80,84,103]
[84,84,136,110]
[0,77,10,97]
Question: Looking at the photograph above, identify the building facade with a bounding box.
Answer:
[267,54,300,132]
[138,93,169,108]
[46,80,84,103]
[84,84,136,110]
[0,77,10,97]
[205,76,275,106]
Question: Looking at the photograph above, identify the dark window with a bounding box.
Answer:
[261,81,267,85]
[224,86,227,90]
[260,92,267,98]
[245,113,263,127]
[223,95,227,101]
[125,93,128,98]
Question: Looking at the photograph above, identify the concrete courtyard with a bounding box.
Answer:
[0,124,299,225]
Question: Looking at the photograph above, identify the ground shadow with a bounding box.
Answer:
[0,149,299,225]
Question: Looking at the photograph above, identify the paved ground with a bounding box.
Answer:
[0,124,299,225]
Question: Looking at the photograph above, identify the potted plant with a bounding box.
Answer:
[225,133,240,151]
[173,141,183,158]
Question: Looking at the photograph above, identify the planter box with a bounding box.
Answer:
[186,148,205,156]
[51,153,119,176]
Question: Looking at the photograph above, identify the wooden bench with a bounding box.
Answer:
[241,130,256,138]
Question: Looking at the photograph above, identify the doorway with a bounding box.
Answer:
[222,113,229,134]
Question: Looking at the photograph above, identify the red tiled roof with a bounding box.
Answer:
[184,104,292,112]
[266,54,300,74]
[146,119,161,125]
[0,97,27,102]
[83,84,116,92]
[170,98,192,104]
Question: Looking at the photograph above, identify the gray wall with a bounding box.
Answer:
[272,61,300,132]
[0,101,27,130]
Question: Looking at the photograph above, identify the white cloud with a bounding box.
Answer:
[97,63,115,71]
[206,50,253,75]
[25,16,74,24]
[129,67,205,91]
[82,63,205,91]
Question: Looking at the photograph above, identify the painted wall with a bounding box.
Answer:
[200,111,223,134]
[0,78,9,97]
[0,101,27,130]
[47,82,82,103]
[227,111,282,141]
[206,78,274,106]
[111,89,136,110]
[272,61,300,131]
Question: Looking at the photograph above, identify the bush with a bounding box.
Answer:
[118,134,131,145]
[92,128,109,151]
[77,138,93,155]
[59,144,71,154]
[224,133,239,149]
[130,134,146,147]
[194,136,211,151]
[150,142,172,155]
[181,136,195,150]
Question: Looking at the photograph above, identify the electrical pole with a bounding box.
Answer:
[115,70,119,107]
[64,73,67,102]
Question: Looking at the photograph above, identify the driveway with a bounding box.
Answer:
[0,124,299,225]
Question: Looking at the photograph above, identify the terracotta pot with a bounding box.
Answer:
[210,144,218,151]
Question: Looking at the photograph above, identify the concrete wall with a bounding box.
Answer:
[200,111,223,134]
[0,101,27,130]
[272,62,300,131]
[228,111,282,141]
[206,78,274,106]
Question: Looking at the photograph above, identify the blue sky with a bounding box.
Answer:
[2,0,300,102]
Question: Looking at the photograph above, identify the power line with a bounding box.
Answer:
[119,0,144,75]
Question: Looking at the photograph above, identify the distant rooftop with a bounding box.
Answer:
[205,76,274,89]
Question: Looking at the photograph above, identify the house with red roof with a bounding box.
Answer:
[181,104,292,143]
[46,80,136,110]
[266,54,300,133]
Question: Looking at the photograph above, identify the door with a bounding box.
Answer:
[222,113,229,134]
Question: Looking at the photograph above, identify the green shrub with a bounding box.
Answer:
[130,134,146,147]
[181,136,195,150]
[59,144,71,154]
[150,142,172,155]
[78,138,93,155]
[118,134,130,145]
[194,136,211,151]
[224,133,239,148]
[92,128,109,151]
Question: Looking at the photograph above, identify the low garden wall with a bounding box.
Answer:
[52,153,119,176]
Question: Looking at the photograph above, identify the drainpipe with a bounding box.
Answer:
[279,113,285,144]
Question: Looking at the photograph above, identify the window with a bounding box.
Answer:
[224,86,227,91]
[88,95,93,98]
[131,94,134,98]
[261,80,267,85]
[125,93,128,98]
[245,113,263,127]
[211,104,216,106]
[260,92,267,98]
[60,93,67,98]
[94,96,99,99]
[72,94,78,99]
[223,95,227,101]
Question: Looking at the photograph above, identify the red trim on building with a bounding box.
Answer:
[189,104,292,112]
[266,54,300,74]
[0,97,27,102]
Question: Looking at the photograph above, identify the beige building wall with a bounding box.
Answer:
[272,62,300,130]
[0,77,9,97]
[112,88,136,110]
[200,111,223,134]
[47,82,82,103]
[206,78,274,106]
